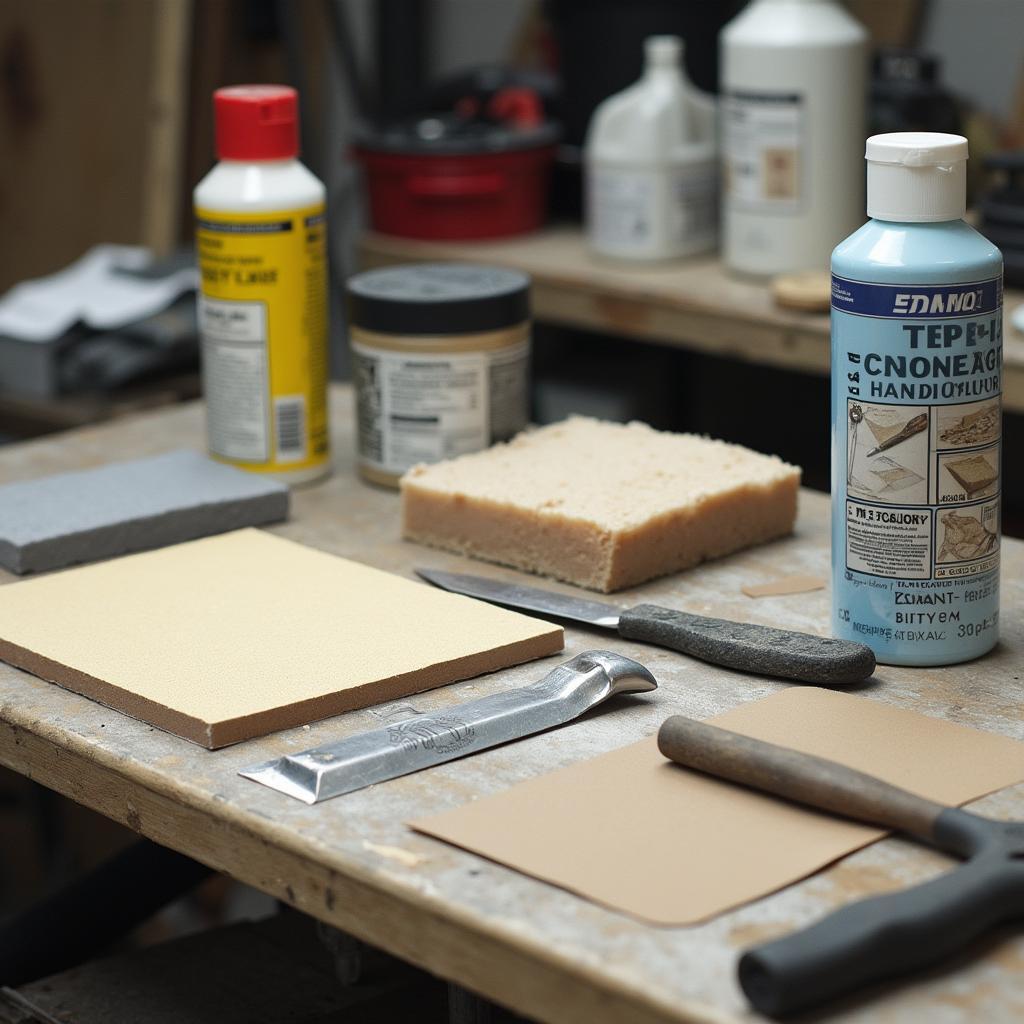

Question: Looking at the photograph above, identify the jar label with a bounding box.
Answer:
[195,204,329,474]
[723,91,804,213]
[352,340,530,478]
[832,274,1002,660]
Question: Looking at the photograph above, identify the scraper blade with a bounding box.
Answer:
[239,650,657,804]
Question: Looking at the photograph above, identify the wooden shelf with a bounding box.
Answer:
[360,227,1024,413]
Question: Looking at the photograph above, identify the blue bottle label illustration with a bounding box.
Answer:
[832,274,1001,662]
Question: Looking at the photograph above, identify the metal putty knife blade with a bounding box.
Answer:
[239,651,656,804]
[415,568,622,629]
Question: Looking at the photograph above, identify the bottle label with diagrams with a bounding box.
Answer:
[831,274,1002,662]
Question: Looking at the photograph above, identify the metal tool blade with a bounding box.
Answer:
[240,651,656,804]
[416,568,621,629]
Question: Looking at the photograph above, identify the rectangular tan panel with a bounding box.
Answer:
[0,529,563,747]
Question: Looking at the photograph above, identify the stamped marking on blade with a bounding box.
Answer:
[370,702,423,721]
[388,716,476,755]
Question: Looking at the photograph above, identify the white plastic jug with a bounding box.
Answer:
[720,0,868,276]
[584,36,717,262]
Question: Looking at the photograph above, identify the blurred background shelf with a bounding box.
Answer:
[0,374,201,443]
[360,226,1024,412]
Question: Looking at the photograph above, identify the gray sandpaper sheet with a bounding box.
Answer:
[0,450,289,574]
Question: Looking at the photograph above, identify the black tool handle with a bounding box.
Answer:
[620,605,875,685]
[656,721,1017,1016]
[739,845,1017,1017]
[657,716,946,839]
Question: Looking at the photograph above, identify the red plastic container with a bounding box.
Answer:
[355,118,557,241]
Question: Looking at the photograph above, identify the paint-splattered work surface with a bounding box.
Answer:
[3,385,1024,1024]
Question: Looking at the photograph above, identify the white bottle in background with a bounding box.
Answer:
[721,0,868,277]
[585,36,717,262]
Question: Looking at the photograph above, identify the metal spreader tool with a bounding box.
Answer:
[241,651,656,804]
[657,715,1024,1018]
[417,568,875,686]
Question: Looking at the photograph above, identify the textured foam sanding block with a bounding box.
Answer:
[0,450,289,574]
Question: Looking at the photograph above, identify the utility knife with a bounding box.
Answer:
[417,568,875,686]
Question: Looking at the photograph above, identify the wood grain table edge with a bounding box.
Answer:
[0,711,740,1024]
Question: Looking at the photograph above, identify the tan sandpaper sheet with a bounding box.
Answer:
[741,574,826,598]
[412,688,1024,926]
[0,529,563,748]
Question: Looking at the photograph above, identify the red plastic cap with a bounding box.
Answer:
[214,85,299,160]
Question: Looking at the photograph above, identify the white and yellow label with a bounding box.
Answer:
[196,204,329,475]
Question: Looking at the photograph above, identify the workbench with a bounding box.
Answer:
[360,227,1024,415]
[2,385,1023,1024]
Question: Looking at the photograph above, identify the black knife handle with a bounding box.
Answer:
[618,605,875,685]
[739,841,1020,1017]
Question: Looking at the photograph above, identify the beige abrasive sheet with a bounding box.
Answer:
[0,529,563,748]
[413,687,1024,925]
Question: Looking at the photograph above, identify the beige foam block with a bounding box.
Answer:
[412,687,1024,926]
[0,529,563,748]
[402,417,801,592]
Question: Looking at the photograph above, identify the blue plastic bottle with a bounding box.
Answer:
[831,134,1002,666]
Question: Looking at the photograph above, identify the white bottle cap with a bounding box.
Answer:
[644,35,682,69]
[865,132,969,223]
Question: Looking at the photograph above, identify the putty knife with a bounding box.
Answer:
[417,568,875,685]
[658,715,1024,1017]
[241,651,656,803]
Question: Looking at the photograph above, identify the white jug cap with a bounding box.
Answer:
[865,132,968,222]
[645,35,682,67]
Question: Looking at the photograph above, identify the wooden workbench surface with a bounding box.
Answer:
[360,227,1024,414]
[2,386,1023,1024]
